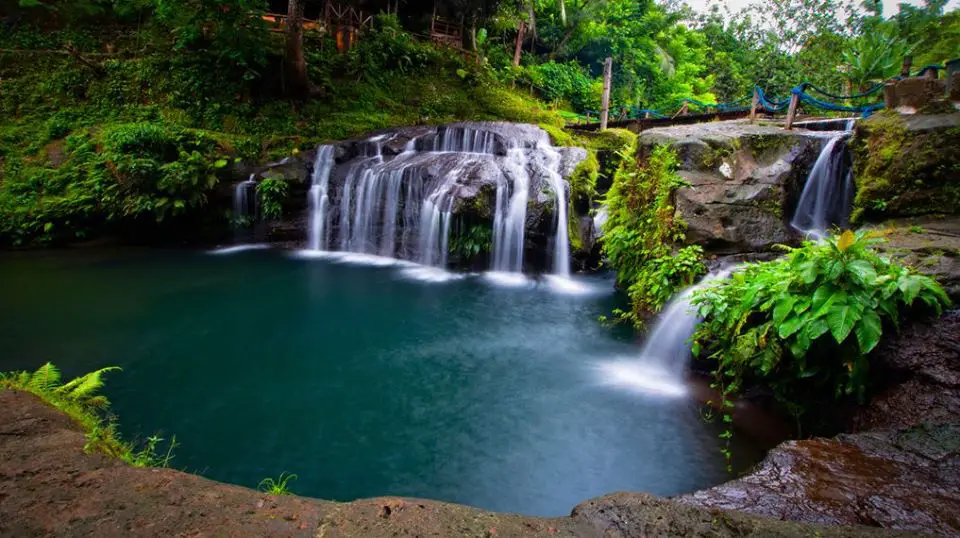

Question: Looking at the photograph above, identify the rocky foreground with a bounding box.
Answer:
[0,385,945,537]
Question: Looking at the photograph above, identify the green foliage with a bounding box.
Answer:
[0,120,222,246]
[0,362,178,467]
[450,224,493,260]
[258,472,298,495]
[601,144,705,325]
[691,230,951,465]
[256,176,288,220]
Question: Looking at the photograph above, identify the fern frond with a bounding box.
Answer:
[57,367,121,402]
[26,363,62,394]
[83,395,111,409]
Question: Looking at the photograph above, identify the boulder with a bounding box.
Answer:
[636,121,823,254]
[893,77,948,112]
[851,112,960,223]
[868,217,960,301]
[677,425,960,535]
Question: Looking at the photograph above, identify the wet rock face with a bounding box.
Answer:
[677,425,960,535]
[637,122,824,254]
[851,309,960,432]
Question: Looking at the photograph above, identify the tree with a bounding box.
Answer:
[285,0,310,98]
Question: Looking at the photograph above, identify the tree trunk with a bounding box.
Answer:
[285,0,310,99]
[559,0,566,26]
[513,20,525,67]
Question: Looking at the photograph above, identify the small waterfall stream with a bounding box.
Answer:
[233,176,257,221]
[599,268,733,397]
[790,121,856,237]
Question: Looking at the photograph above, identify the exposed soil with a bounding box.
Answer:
[0,390,913,537]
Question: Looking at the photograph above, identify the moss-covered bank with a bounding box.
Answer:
[851,112,960,223]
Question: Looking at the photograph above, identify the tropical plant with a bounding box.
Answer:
[258,472,298,495]
[450,224,493,260]
[691,230,951,467]
[841,22,914,91]
[0,362,178,466]
[256,177,289,220]
[601,144,704,325]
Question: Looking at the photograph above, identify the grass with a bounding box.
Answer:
[258,472,298,495]
[0,362,177,467]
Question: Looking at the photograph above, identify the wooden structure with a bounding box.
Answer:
[430,16,463,48]
[599,57,612,130]
[262,13,322,32]
[574,108,756,134]
[325,3,373,52]
[262,3,373,52]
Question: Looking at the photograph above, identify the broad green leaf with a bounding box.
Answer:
[214,159,228,168]
[898,276,922,305]
[827,305,858,344]
[825,259,844,280]
[43,222,54,233]
[854,310,883,354]
[846,259,878,286]
[773,297,797,324]
[804,318,829,341]
[778,315,805,339]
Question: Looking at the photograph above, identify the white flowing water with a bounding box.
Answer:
[307,145,335,251]
[491,146,530,273]
[233,176,257,221]
[303,124,573,274]
[790,123,856,238]
[541,144,570,277]
[597,268,733,397]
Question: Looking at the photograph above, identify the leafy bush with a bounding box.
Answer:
[256,176,289,220]
[525,61,601,112]
[601,144,705,325]
[691,230,951,445]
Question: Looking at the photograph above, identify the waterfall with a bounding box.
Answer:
[307,145,335,250]
[541,145,570,277]
[233,176,257,221]
[597,268,732,397]
[790,124,855,238]
[302,123,575,273]
[491,146,530,272]
[637,268,733,378]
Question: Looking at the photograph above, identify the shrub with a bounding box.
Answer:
[691,230,951,449]
[256,176,289,220]
[601,144,705,325]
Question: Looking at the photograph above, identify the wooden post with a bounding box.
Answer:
[600,56,612,130]
[785,92,799,130]
[749,88,759,122]
[512,20,525,67]
[900,55,912,78]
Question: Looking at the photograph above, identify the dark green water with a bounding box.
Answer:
[0,248,757,516]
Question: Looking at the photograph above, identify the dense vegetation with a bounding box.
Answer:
[690,231,950,464]
[601,144,705,325]
[2,0,956,246]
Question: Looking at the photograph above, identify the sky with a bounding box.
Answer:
[682,0,960,17]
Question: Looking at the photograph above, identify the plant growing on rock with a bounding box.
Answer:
[691,230,951,467]
[256,177,289,220]
[601,144,705,326]
[258,472,298,495]
[0,362,178,467]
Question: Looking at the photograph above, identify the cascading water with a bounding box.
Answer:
[541,145,571,277]
[302,123,576,274]
[790,123,856,237]
[233,175,257,222]
[307,145,335,251]
[491,146,530,273]
[598,268,733,397]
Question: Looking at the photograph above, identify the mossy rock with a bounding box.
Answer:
[851,112,960,223]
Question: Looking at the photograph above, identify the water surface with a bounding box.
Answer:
[0,248,757,516]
